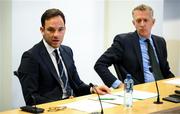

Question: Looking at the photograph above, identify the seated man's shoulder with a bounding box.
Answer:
[114,32,135,43]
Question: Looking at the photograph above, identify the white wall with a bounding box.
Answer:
[163,0,180,76]
[12,0,50,108]
[0,0,12,111]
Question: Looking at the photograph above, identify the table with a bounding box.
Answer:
[1,77,179,114]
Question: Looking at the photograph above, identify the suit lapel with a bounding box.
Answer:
[38,41,61,84]
[131,32,144,72]
[151,36,162,65]
[59,47,71,77]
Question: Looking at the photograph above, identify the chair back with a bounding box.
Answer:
[12,71,25,107]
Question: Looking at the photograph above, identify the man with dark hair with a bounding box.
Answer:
[94,4,174,88]
[18,8,110,105]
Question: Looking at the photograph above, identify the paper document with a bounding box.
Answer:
[89,94,124,105]
[89,90,156,105]
[89,94,138,105]
[165,78,180,86]
[115,90,157,100]
[59,99,115,113]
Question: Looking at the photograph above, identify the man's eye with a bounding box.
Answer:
[47,28,55,32]
[144,19,148,22]
[58,27,65,32]
[136,19,141,23]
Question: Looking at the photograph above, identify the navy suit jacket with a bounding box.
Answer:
[94,31,174,87]
[18,40,90,105]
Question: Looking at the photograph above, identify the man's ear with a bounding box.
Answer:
[40,27,44,35]
[153,18,155,25]
[132,20,135,26]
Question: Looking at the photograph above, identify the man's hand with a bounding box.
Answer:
[117,83,124,88]
[93,85,111,95]
[68,96,74,99]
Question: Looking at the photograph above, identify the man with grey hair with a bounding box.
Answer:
[94,4,174,88]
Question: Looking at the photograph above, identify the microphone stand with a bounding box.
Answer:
[31,95,38,114]
[149,68,163,104]
[153,80,163,104]
[31,95,44,114]
[89,83,104,114]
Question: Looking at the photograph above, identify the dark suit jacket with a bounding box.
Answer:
[18,40,90,105]
[94,31,174,87]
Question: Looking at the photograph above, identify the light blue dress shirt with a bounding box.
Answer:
[111,34,160,88]
[111,80,121,88]
[139,35,159,82]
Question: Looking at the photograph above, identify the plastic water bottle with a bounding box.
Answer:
[124,74,134,107]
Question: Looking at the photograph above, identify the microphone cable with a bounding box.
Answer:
[89,83,104,114]
[149,67,163,104]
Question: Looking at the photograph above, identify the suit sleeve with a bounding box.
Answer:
[94,35,124,87]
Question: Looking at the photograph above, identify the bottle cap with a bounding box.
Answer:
[126,74,132,79]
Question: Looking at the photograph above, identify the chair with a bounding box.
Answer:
[12,71,25,108]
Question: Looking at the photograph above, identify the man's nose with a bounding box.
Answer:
[140,20,145,26]
[53,30,60,37]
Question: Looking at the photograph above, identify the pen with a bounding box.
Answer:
[99,98,115,100]
[176,85,180,88]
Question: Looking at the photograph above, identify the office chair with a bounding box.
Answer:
[12,71,25,108]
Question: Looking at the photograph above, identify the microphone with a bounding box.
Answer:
[89,83,104,114]
[149,67,163,104]
[20,95,44,113]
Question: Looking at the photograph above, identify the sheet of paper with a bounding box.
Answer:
[59,99,116,113]
[114,90,157,100]
[89,94,138,105]
[89,94,124,105]
[164,78,180,85]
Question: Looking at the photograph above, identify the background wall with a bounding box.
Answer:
[12,0,51,108]
[0,0,12,111]
[0,0,179,111]
[163,0,180,76]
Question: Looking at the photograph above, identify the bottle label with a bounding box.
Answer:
[125,83,133,93]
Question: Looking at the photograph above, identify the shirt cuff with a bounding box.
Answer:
[90,85,98,94]
[111,80,122,89]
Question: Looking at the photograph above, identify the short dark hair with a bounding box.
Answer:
[41,8,65,27]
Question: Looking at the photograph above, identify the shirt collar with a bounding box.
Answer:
[138,34,153,43]
[43,39,59,55]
